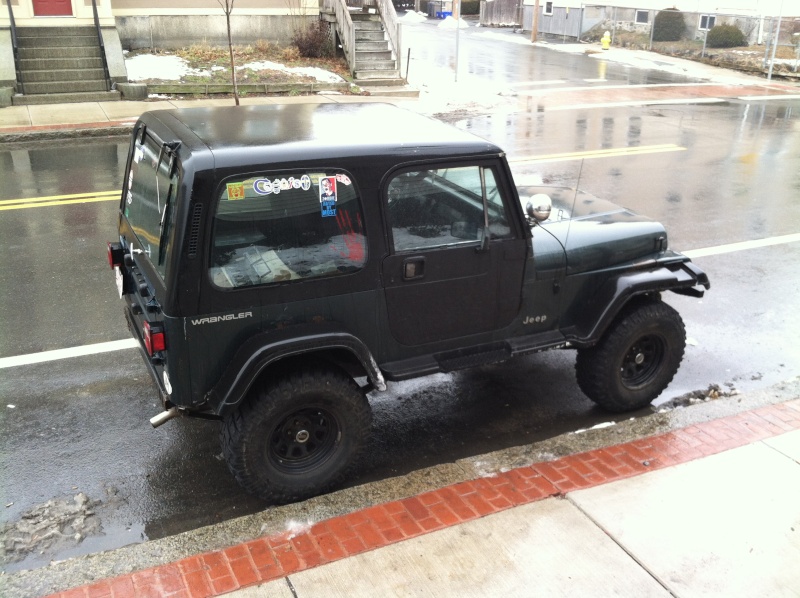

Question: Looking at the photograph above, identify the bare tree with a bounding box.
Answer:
[217,0,240,106]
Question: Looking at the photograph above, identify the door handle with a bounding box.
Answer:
[402,257,425,280]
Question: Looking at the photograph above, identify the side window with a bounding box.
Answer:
[386,165,512,253]
[209,171,366,289]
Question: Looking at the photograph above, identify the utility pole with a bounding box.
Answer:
[531,0,540,42]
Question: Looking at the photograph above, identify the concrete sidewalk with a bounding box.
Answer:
[14,386,799,598]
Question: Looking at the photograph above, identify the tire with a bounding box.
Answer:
[221,366,372,504]
[575,300,685,413]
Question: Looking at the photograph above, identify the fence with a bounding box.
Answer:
[581,7,800,75]
[478,3,800,75]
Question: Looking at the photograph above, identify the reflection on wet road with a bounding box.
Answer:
[1,37,799,573]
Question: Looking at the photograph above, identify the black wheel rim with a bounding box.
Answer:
[268,408,339,473]
[620,334,666,389]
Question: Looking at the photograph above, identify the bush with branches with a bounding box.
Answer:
[706,24,747,48]
[653,8,686,42]
[291,21,334,59]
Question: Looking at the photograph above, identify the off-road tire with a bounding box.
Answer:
[575,300,685,413]
[221,366,372,504]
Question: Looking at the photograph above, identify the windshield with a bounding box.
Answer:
[123,130,179,280]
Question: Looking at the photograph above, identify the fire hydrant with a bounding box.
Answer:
[601,31,611,50]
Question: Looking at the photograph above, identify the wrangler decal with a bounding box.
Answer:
[191,312,253,326]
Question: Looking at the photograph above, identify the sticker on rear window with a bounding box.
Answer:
[226,182,245,200]
[253,179,273,195]
[320,176,337,217]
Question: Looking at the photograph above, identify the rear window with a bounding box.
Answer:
[124,131,179,280]
[209,170,367,289]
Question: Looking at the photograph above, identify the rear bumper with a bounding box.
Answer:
[124,306,171,409]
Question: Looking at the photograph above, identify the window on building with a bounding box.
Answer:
[543,2,553,16]
[699,15,716,30]
[635,10,649,24]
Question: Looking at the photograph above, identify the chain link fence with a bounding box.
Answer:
[581,7,800,77]
[478,3,800,77]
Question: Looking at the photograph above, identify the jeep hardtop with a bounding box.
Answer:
[108,103,709,503]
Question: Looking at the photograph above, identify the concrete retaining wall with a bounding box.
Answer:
[115,14,317,50]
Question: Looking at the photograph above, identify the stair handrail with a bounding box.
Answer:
[91,0,112,91]
[6,0,25,94]
[324,0,356,76]
[373,0,401,70]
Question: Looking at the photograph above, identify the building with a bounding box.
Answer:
[1,0,319,105]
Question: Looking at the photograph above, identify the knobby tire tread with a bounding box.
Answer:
[576,300,685,413]
[221,366,371,504]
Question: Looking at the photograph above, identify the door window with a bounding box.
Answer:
[209,171,366,289]
[386,165,512,253]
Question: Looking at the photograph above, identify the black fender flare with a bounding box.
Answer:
[567,259,710,347]
[206,324,386,416]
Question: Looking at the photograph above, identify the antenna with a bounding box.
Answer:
[573,158,584,208]
[564,159,585,251]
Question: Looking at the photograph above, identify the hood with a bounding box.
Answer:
[519,186,668,276]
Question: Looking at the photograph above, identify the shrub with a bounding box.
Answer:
[291,21,334,59]
[653,8,686,42]
[706,24,747,48]
[281,45,301,62]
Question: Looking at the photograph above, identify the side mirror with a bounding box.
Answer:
[526,194,552,223]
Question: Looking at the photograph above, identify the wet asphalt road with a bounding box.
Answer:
[2,30,800,573]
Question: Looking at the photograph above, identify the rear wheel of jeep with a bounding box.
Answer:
[575,300,685,413]
[221,366,372,504]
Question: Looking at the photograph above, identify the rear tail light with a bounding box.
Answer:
[143,321,166,356]
[107,242,124,269]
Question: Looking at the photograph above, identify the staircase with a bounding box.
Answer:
[352,13,401,83]
[12,26,120,105]
[324,0,417,96]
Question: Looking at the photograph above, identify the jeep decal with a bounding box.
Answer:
[191,312,253,326]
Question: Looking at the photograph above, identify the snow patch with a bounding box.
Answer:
[284,519,314,539]
[242,61,345,83]
[573,421,615,434]
[438,16,470,29]
[125,54,345,84]
[126,54,197,81]
[400,10,427,23]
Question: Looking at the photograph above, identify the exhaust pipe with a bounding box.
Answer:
[150,407,180,428]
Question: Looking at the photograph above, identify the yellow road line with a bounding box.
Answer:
[0,191,119,211]
[1,143,687,211]
[509,144,686,164]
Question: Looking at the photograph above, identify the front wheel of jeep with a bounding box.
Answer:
[221,366,372,504]
[575,300,686,413]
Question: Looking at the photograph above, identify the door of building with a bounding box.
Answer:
[32,0,74,16]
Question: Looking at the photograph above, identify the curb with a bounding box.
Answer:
[0,121,137,144]
[40,399,800,598]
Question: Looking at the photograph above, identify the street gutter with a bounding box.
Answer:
[3,376,798,597]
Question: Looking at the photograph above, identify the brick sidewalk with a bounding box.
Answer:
[46,399,800,598]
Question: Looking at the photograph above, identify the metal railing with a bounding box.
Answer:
[6,0,24,94]
[91,0,112,90]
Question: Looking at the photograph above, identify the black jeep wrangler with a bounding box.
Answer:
[108,103,709,503]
